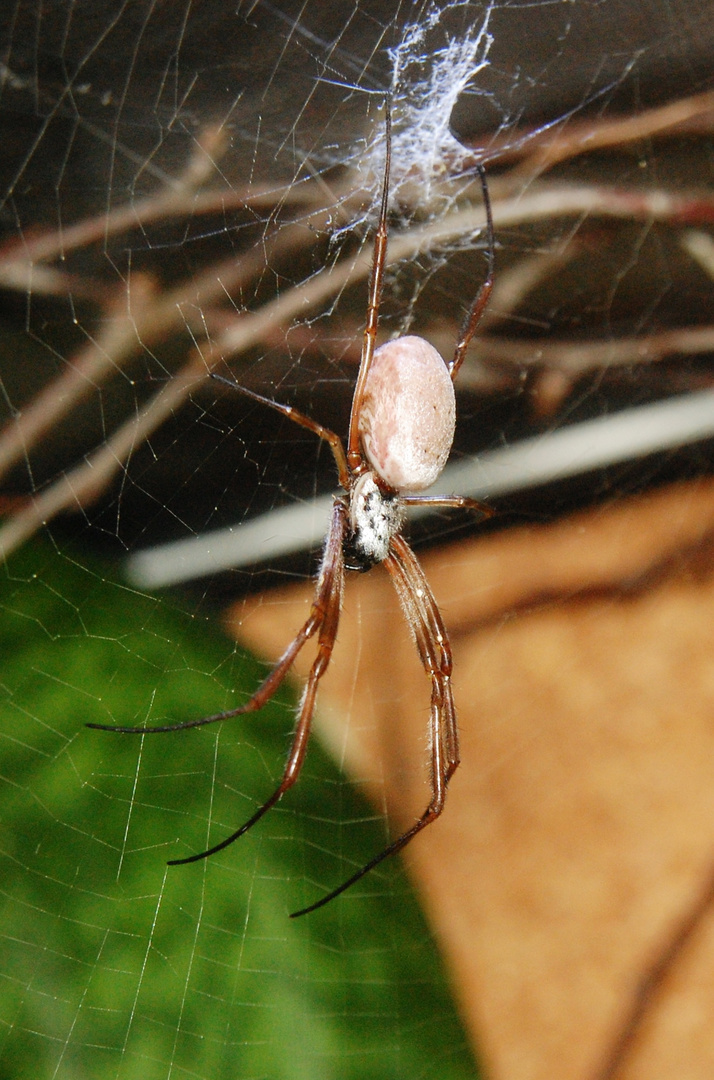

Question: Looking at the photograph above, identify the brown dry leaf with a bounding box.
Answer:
[226,476,714,1080]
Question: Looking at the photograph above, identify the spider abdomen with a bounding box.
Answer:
[358,335,456,493]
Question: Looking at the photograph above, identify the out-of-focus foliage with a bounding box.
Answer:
[0,540,478,1080]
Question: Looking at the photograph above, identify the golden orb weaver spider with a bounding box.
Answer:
[90,106,495,917]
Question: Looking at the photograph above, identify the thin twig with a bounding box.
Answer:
[0,214,329,483]
[0,127,346,289]
[2,176,712,552]
[459,323,714,380]
[468,88,714,173]
[0,222,371,556]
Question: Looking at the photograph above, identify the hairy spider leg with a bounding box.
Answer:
[90,96,496,914]
[401,492,495,520]
[168,498,348,866]
[291,532,458,918]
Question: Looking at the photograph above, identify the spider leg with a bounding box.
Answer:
[449,164,495,381]
[391,534,461,781]
[347,101,391,472]
[211,372,349,489]
[401,493,494,519]
[88,613,331,735]
[291,532,457,917]
[169,498,347,867]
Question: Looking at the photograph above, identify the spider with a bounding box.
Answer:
[90,107,495,918]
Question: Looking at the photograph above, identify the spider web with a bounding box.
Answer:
[1,1,714,1078]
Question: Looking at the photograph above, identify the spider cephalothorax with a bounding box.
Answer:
[90,106,494,917]
[348,473,405,562]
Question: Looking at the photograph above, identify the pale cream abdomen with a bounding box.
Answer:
[358,335,456,492]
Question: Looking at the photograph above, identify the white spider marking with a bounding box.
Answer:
[349,473,406,563]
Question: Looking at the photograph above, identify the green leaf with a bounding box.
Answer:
[0,540,478,1079]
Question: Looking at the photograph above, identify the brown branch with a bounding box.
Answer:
[467,89,714,174]
[0,127,342,285]
[458,323,714,381]
[592,854,714,1080]
[0,219,372,556]
[0,212,330,484]
[3,164,713,552]
[0,361,208,557]
[0,125,228,270]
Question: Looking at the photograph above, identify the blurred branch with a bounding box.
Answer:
[1,97,714,553]
[463,324,714,378]
[472,88,714,174]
